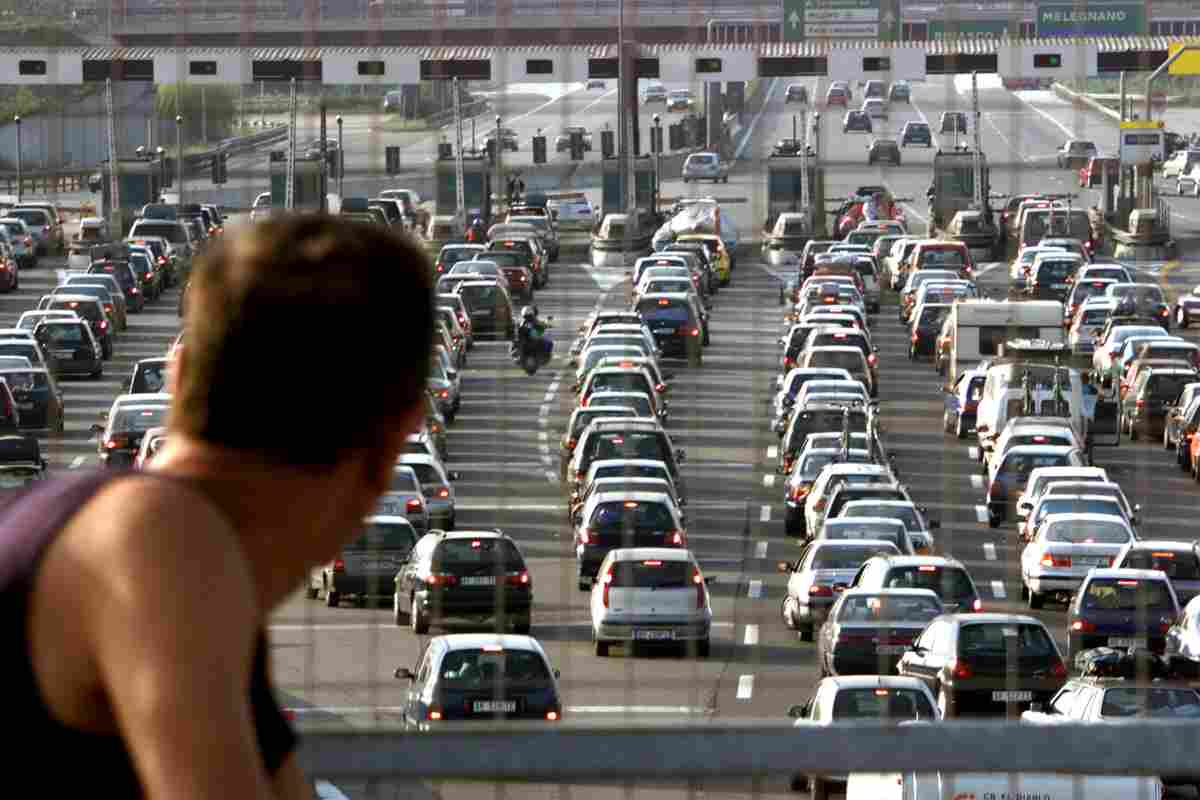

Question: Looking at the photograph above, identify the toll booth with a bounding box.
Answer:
[93,155,165,235]
[766,155,824,237]
[929,148,990,236]
[601,156,656,218]
[434,154,493,223]
[269,152,324,212]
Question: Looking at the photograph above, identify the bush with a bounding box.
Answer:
[156,84,239,142]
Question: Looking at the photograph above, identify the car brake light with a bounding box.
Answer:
[601,566,614,607]
[669,529,684,545]
[506,570,530,586]
[23,238,30,247]
[950,659,971,679]
[426,573,458,586]
[545,711,560,721]
[578,528,593,545]
[690,327,700,337]
[693,567,706,609]
[99,320,108,331]
[333,558,345,572]
[406,498,422,510]
[809,584,832,596]
[1041,554,1071,567]
[427,709,442,721]
[1052,659,1068,678]
[439,390,449,399]
[436,488,450,498]
[1136,399,1145,409]
[972,597,982,612]
[131,287,139,295]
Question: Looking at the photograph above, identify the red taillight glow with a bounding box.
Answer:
[1072,619,1096,632]
[406,498,422,510]
[809,584,833,596]
[867,353,877,366]
[669,529,684,545]
[546,711,560,721]
[950,659,972,680]
[333,558,345,572]
[601,567,613,607]
[426,573,458,586]
[1041,554,1071,567]
[578,528,593,545]
[694,568,706,609]
[427,709,442,721]
[506,571,530,585]
[436,488,450,498]
[1052,659,1068,678]
[972,598,983,612]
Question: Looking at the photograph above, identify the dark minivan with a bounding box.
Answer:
[636,293,706,367]
[33,320,102,378]
[455,281,514,340]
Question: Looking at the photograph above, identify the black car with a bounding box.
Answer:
[0,368,63,432]
[0,434,47,500]
[393,529,533,633]
[773,138,814,157]
[901,122,932,147]
[33,320,102,378]
[128,251,162,301]
[454,281,514,340]
[94,400,168,468]
[42,295,112,360]
[635,293,705,367]
[817,588,943,676]
[868,139,901,166]
[897,613,1067,716]
[89,260,144,313]
[843,111,873,133]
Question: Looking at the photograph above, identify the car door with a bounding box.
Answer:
[404,646,435,728]
[898,620,941,686]
[397,534,436,614]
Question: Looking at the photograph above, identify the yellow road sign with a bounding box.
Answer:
[1120,120,1164,129]
[1168,43,1200,76]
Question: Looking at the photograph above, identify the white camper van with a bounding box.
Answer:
[948,300,1064,387]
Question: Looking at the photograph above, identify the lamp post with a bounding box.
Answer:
[155,146,165,198]
[13,115,21,204]
[652,113,661,214]
[495,114,502,214]
[175,114,184,206]
[335,114,344,198]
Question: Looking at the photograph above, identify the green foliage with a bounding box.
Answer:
[156,83,239,141]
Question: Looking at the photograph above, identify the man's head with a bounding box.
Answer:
[172,214,433,494]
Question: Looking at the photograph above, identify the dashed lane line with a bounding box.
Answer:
[759,505,772,522]
[743,624,760,646]
[991,580,1007,600]
[736,674,755,700]
[748,579,763,599]
[983,542,997,561]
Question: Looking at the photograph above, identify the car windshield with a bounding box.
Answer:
[884,566,975,601]
[831,689,937,721]
[439,648,552,686]
[0,344,39,363]
[1038,261,1077,280]
[1146,374,1194,402]
[1082,578,1175,611]
[346,522,417,552]
[0,466,39,489]
[132,223,186,243]
[836,594,942,623]
[609,559,690,588]
[434,538,524,571]
[919,249,965,268]
[1100,688,1200,718]
[1044,519,1131,544]
[811,545,891,570]
[594,432,666,461]
[593,463,668,482]
[0,370,44,392]
[112,406,167,433]
[389,469,420,492]
[807,350,865,372]
[590,394,652,416]
[999,452,1073,477]
[959,623,1056,655]
[9,210,47,226]
[40,324,84,345]
[637,302,690,324]
[591,500,674,533]
[841,505,921,531]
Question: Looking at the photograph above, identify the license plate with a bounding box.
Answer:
[53,351,73,359]
[17,402,33,410]
[1052,284,1067,289]
[875,645,908,655]
[376,501,408,515]
[1108,637,1147,649]
[362,559,393,569]
[992,691,1033,702]
[635,629,675,641]
[1078,557,1110,567]
[654,329,675,335]
[472,700,516,713]
[461,576,496,586]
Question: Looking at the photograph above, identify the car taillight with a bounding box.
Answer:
[601,566,614,607]
[506,571,530,586]
[426,573,458,586]
[950,659,972,680]
[911,332,919,343]
[1051,659,1068,678]
[98,320,108,330]
[668,529,684,545]
[784,356,793,368]
[867,353,877,366]
[436,488,450,498]
[689,327,700,337]
[406,498,423,511]
[333,558,345,572]
[1041,554,1071,567]
[1161,308,1170,318]
[23,237,30,247]
[566,437,577,450]
[1072,619,1096,632]
[693,568,706,609]
[1136,399,1145,409]
[427,709,443,721]
[158,256,166,265]
[439,389,449,399]
[789,484,810,502]
[809,584,833,596]
[545,710,560,721]
[144,272,153,281]
[130,287,139,295]
[972,598,982,612]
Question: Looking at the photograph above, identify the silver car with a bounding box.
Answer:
[310,515,419,607]
[779,539,902,641]
[398,453,459,530]
[374,464,431,533]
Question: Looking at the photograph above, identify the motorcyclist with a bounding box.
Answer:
[516,305,551,360]
[465,217,485,243]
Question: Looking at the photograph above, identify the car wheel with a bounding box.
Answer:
[790,774,810,793]
[1027,587,1044,609]
[393,593,409,625]
[942,409,953,434]
[696,638,710,658]
[594,637,610,657]
[305,584,319,599]
[955,415,968,440]
[325,588,340,607]
[411,598,430,634]
[800,625,814,643]
[578,579,591,592]
[512,615,532,635]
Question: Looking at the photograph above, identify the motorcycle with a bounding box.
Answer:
[510,316,554,375]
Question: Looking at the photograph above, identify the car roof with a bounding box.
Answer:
[949,613,1043,626]
[824,675,930,691]
[1085,568,1167,581]
[441,529,505,541]
[874,555,966,569]
[437,633,545,654]
[1040,512,1130,525]
[591,490,674,504]
[1125,540,1195,551]
[839,587,940,599]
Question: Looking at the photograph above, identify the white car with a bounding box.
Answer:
[1020,512,1135,608]
[249,191,272,223]
[548,194,596,230]
[1178,164,1200,197]
[681,152,728,184]
[1161,148,1200,180]
[1015,466,1108,520]
[590,547,712,657]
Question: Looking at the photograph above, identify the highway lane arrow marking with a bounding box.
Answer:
[789,10,801,28]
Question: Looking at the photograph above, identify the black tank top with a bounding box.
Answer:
[0,470,297,795]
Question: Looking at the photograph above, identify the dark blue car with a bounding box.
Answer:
[1068,568,1180,660]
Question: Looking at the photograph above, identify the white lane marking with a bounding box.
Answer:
[538,431,548,441]
[538,443,550,454]
[1012,91,1078,139]
[542,393,555,403]
[984,542,997,561]
[748,579,763,599]
[968,446,979,460]
[991,579,1007,600]
[755,540,769,559]
[970,474,984,490]
[767,445,778,459]
[576,86,619,116]
[759,504,772,522]
[744,624,760,646]
[538,404,550,416]
[314,781,353,800]
[69,455,85,469]
[975,505,990,524]
[736,674,755,700]
[733,78,779,161]
[545,470,558,484]
[541,455,553,465]
[982,112,1031,163]
[763,474,776,488]
[547,381,560,394]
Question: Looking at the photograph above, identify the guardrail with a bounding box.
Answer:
[180,125,291,176]
[296,721,1200,782]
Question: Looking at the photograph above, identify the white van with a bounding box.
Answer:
[847,772,1162,800]
[948,300,1064,386]
[974,362,1087,458]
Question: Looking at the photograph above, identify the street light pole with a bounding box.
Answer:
[175,114,184,206]
[336,114,344,198]
[13,115,21,204]
[155,146,165,198]
[495,114,502,215]
[652,113,661,214]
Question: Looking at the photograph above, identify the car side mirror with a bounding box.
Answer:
[394,667,416,681]
[787,703,808,719]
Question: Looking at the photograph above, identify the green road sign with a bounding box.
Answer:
[1036,2,1145,36]
[783,0,805,42]
[782,0,896,42]
[929,19,1015,39]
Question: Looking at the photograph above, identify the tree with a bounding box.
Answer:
[156,83,238,143]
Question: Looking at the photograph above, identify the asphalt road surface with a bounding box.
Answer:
[17,75,1200,799]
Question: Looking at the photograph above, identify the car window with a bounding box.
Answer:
[1122,550,1200,579]
[40,324,84,346]
[835,593,941,622]
[811,545,888,570]
[958,623,1056,655]
[438,649,552,685]
[433,538,523,571]
[590,500,674,532]
[883,566,975,601]
[1100,688,1200,718]
[1082,578,1175,610]
[346,521,417,553]
[389,468,420,493]
[1044,519,1130,544]
[608,559,690,588]
[112,406,167,433]
[831,688,936,721]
